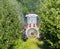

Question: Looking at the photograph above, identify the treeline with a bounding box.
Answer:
[0,0,60,49]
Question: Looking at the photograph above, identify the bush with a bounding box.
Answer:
[0,0,23,49]
[39,0,60,49]
[13,38,44,49]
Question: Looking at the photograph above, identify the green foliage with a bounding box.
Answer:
[0,0,60,49]
[17,0,40,14]
[13,38,44,49]
[39,0,60,49]
[0,0,23,49]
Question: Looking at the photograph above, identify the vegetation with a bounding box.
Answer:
[39,0,60,49]
[0,0,22,49]
[0,0,60,49]
[13,38,44,49]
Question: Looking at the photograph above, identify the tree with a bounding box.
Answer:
[17,0,40,15]
[39,0,60,49]
[0,0,23,49]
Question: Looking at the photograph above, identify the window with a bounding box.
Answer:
[27,17,37,24]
